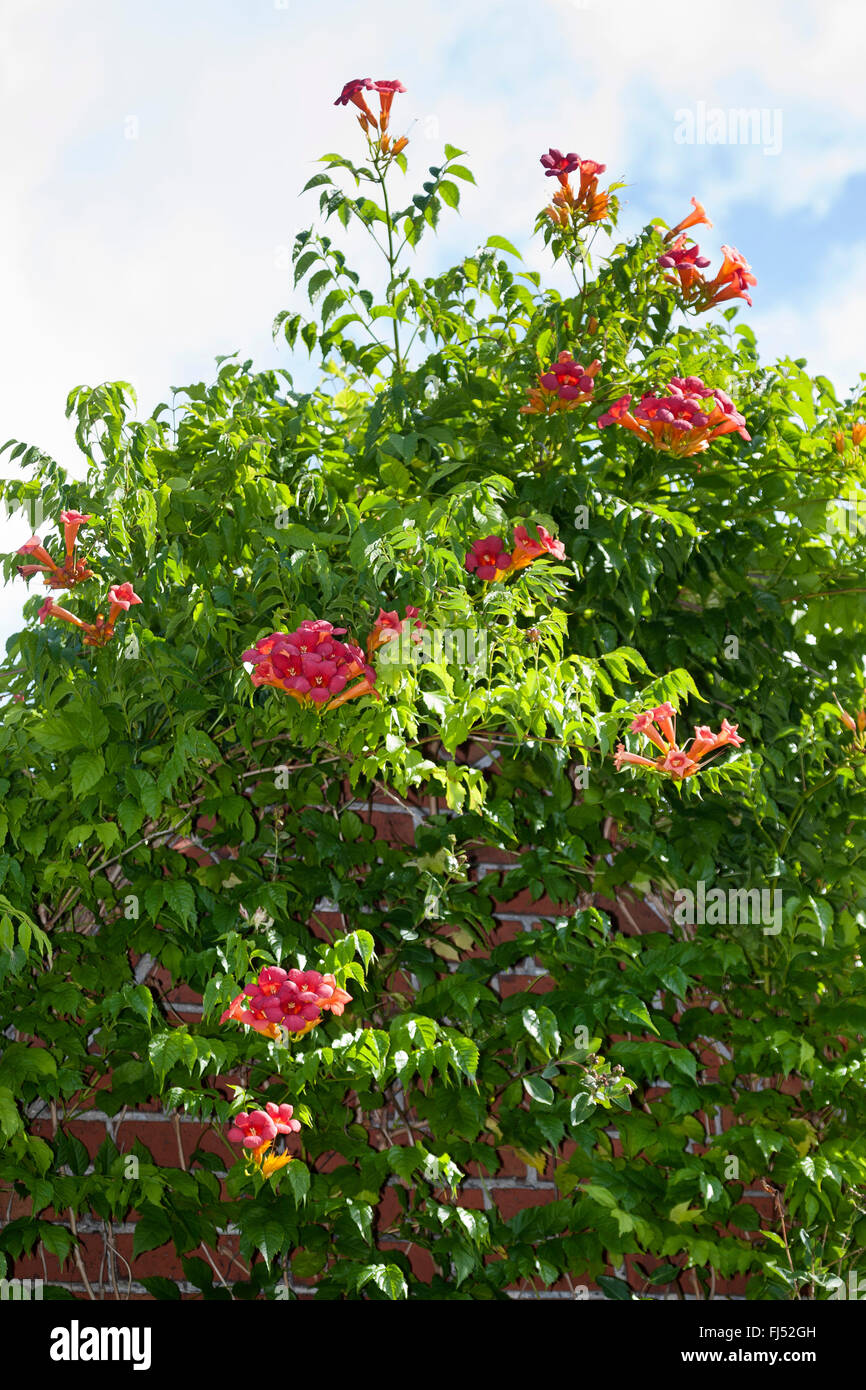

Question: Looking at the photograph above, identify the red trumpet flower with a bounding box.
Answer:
[464,536,513,582]
[37,581,142,647]
[510,524,566,571]
[367,605,425,659]
[334,77,377,124]
[614,704,746,781]
[369,78,406,132]
[598,376,750,457]
[521,352,601,414]
[665,197,712,242]
[17,514,95,590]
[242,620,378,713]
[220,965,352,1039]
[659,235,756,312]
[540,149,613,230]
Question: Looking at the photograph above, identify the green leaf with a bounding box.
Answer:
[163,879,196,925]
[439,180,460,210]
[597,1275,636,1300]
[358,1262,407,1300]
[70,752,106,797]
[0,1088,21,1140]
[133,1205,172,1258]
[139,1276,181,1300]
[485,235,522,259]
[284,1162,310,1206]
[523,1076,555,1106]
[38,1222,75,1261]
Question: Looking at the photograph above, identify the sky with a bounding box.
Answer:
[2,0,865,649]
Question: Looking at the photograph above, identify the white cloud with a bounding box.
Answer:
[1,0,864,652]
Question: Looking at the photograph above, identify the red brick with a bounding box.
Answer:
[493,1187,555,1220]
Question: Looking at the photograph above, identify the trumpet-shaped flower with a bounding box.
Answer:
[17,535,55,567]
[37,590,136,648]
[106,582,141,612]
[659,232,756,313]
[242,621,377,712]
[17,519,95,590]
[614,706,747,781]
[465,525,566,580]
[540,150,613,229]
[221,964,352,1038]
[540,148,580,183]
[665,197,712,242]
[834,695,866,750]
[369,78,406,131]
[334,77,376,124]
[510,524,566,571]
[319,973,352,1015]
[264,1102,301,1135]
[577,158,606,201]
[701,245,756,309]
[598,377,750,457]
[59,510,92,558]
[521,353,601,415]
[367,604,425,658]
[335,77,406,149]
[464,536,513,581]
[105,582,142,635]
[227,1109,278,1150]
[218,991,282,1039]
[658,235,712,295]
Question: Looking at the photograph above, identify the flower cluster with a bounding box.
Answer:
[539,148,613,230]
[38,582,142,647]
[614,703,746,781]
[242,620,378,712]
[17,512,143,647]
[598,376,750,457]
[835,697,866,751]
[521,352,602,415]
[334,78,408,155]
[228,1102,301,1178]
[367,604,425,659]
[658,199,756,312]
[17,511,93,589]
[220,965,351,1041]
[464,524,566,581]
[833,423,866,454]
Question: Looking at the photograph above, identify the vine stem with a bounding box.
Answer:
[377,165,402,374]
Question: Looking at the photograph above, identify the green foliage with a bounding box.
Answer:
[1,105,866,1302]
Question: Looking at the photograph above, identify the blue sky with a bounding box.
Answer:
[2,0,865,646]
